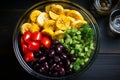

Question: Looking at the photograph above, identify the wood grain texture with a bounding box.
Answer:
[0,54,120,80]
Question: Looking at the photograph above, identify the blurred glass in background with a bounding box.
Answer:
[109,9,120,38]
[93,0,119,15]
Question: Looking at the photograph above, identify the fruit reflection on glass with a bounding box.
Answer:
[19,4,95,76]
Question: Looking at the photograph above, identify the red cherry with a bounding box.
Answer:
[23,31,32,44]
[20,36,31,55]
[41,35,51,48]
[24,52,35,62]
[21,43,30,55]
[31,31,42,41]
[28,41,40,51]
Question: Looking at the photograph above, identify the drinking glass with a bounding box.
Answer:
[109,9,120,38]
[93,0,119,15]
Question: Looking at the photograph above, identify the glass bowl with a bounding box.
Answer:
[13,0,100,80]
[109,9,120,38]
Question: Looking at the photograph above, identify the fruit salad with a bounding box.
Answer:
[19,4,95,77]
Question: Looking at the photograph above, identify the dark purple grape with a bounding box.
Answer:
[49,59,54,65]
[50,63,57,71]
[55,44,64,54]
[40,47,45,52]
[52,40,59,45]
[38,56,46,63]
[44,49,49,55]
[38,50,43,54]
[66,52,71,57]
[65,59,70,67]
[49,49,55,57]
[39,66,46,73]
[60,53,67,60]
[54,56,61,62]
[33,63,40,69]
[58,44,64,49]
[66,68,72,74]
[56,47,62,54]
[54,64,60,71]
[34,50,43,58]
[29,59,36,65]
[59,61,63,66]
[43,62,49,70]
[29,58,39,67]
[33,53,40,58]
[59,67,65,76]
[62,53,67,58]
[50,44,55,49]
[62,47,69,53]
[70,55,77,62]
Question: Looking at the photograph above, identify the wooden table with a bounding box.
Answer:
[0,0,120,80]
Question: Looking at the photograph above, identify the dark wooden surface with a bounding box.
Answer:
[0,0,120,80]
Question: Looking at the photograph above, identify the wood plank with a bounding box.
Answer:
[1,54,120,80]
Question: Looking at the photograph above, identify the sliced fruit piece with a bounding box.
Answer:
[56,15,70,30]
[62,9,70,16]
[44,19,56,30]
[21,23,32,34]
[55,27,60,31]
[71,20,87,29]
[29,23,40,33]
[67,16,75,26]
[49,11,59,20]
[42,28,54,38]
[52,30,65,40]
[37,12,49,26]
[45,4,53,13]
[66,10,84,21]
[30,10,41,22]
[51,4,64,15]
